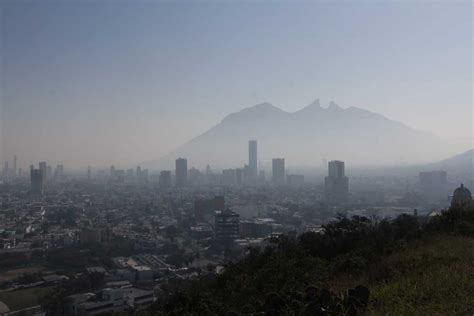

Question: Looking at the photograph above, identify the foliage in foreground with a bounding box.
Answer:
[151,205,474,315]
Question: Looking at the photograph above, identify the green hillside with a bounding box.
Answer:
[151,204,474,315]
[340,235,474,315]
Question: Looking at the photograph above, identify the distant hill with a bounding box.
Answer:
[427,148,474,174]
[145,100,463,169]
[423,149,474,186]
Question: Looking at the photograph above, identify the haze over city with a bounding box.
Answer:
[1,0,472,169]
[0,1,474,315]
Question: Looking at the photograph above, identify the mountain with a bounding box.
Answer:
[424,149,474,181]
[145,100,464,169]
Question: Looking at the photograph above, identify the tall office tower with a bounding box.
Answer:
[214,209,240,245]
[46,165,52,180]
[248,140,258,180]
[419,171,448,203]
[175,158,188,187]
[39,161,47,179]
[13,155,17,177]
[30,168,44,195]
[324,160,349,204]
[87,166,91,180]
[272,158,285,184]
[159,170,172,189]
[136,166,149,183]
[328,160,345,177]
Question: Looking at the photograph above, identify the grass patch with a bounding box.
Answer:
[0,266,46,284]
[369,235,474,315]
[0,286,54,311]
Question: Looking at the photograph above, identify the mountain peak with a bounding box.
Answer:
[221,102,285,124]
[327,101,342,110]
[308,99,321,108]
[243,102,286,115]
[150,99,454,169]
[295,99,322,114]
[251,102,278,111]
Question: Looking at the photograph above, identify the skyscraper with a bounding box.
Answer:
[328,160,345,178]
[272,158,285,185]
[30,168,44,195]
[325,160,349,204]
[248,140,258,180]
[39,161,47,180]
[13,155,17,177]
[175,158,188,187]
[159,170,172,189]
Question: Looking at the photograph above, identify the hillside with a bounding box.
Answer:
[340,235,474,315]
[150,205,474,315]
[146,100,462,169]
[427,148,474,176]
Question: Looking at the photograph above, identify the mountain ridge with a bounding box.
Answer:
[144,100,464,169]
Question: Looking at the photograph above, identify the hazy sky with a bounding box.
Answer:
[1,0,472,169]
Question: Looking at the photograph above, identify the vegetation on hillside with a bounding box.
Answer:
[150,204,474,315]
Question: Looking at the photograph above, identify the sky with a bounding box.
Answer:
[0,0,472,169]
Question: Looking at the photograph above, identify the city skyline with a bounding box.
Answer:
[0,1,472,314]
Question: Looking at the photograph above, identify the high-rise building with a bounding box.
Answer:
[39,162,47,180]
[175,158,188,187]
[214,209,240,244]
[272,158,285,184]
[159,170,172,189]
[328,160,345,177]
[135,166,149,183]
[46,165,52,180]
[13,155,17,177]
[325,160,349,204]
[30,167,44,195]
[248,140,258,180]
